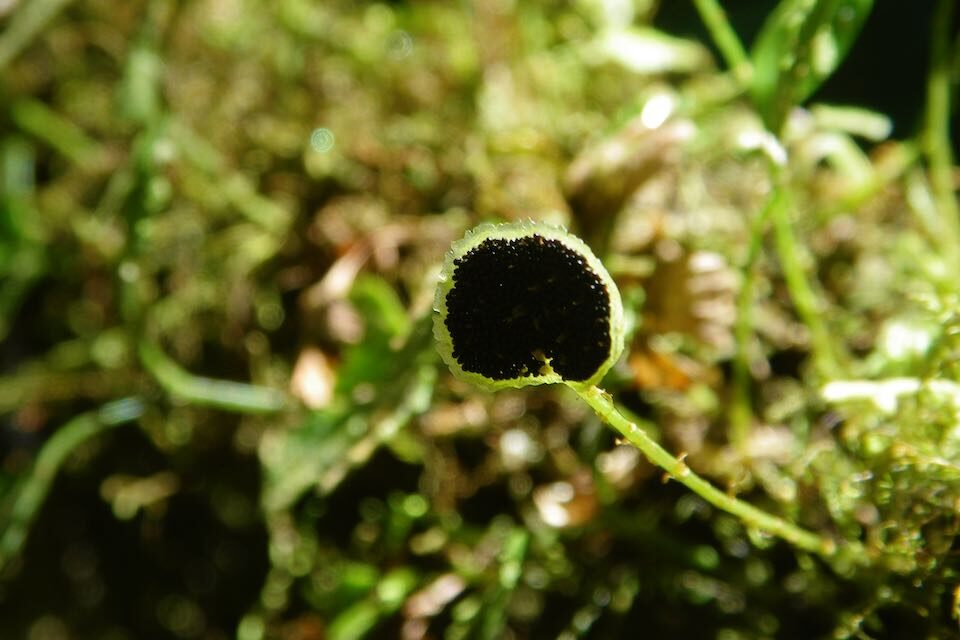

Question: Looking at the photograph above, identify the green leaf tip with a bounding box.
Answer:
[434,220,624,391]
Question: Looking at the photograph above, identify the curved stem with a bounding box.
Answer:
[139,341,288,414]
[572,384,869,565]
[0,397,145,572]
[729,182,779,450]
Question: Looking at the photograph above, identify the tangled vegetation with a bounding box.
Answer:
[1,0,959,638]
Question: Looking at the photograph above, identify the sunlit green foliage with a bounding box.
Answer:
[1,0,958,638]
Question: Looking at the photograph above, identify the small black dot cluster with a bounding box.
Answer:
[444,234,612,382]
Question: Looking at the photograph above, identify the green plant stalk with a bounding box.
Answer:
[139,341,288,413]
[923,0,960,264]
[691,0,751,84]
[731,175,845,445]
[729,185,782,449]
[11,100,104,166]
[0,397,145,572]
[768,180,843,380]
[573,384,868,563]
[0,0,75,70]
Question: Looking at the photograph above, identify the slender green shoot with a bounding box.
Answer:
[923,0,960,265]
[573,384,869,564]
[691,0,751,85]
[10,100,104,166]
[729,184,781,449]
[0,397,145,573]
[0,0,75,70]
[139,341,288,413]
[768,177,844,380]
[731,171,845,446]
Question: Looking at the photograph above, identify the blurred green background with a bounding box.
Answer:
[2,1,960,638]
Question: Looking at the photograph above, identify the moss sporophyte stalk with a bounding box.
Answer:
[434,221,869,566]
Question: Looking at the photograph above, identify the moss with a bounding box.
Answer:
[1,1,959,638]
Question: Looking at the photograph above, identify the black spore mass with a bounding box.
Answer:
[444,234,612,382]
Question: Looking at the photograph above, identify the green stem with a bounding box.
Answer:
[139,341,288,414]
[730,185,780,449]
[768,178,843,380]
[0,397,145,572]
[10,99,103,165]
[572,384,868,564]
[691,0,751,85]
[0,0,75,70]
[923,0,960,262]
